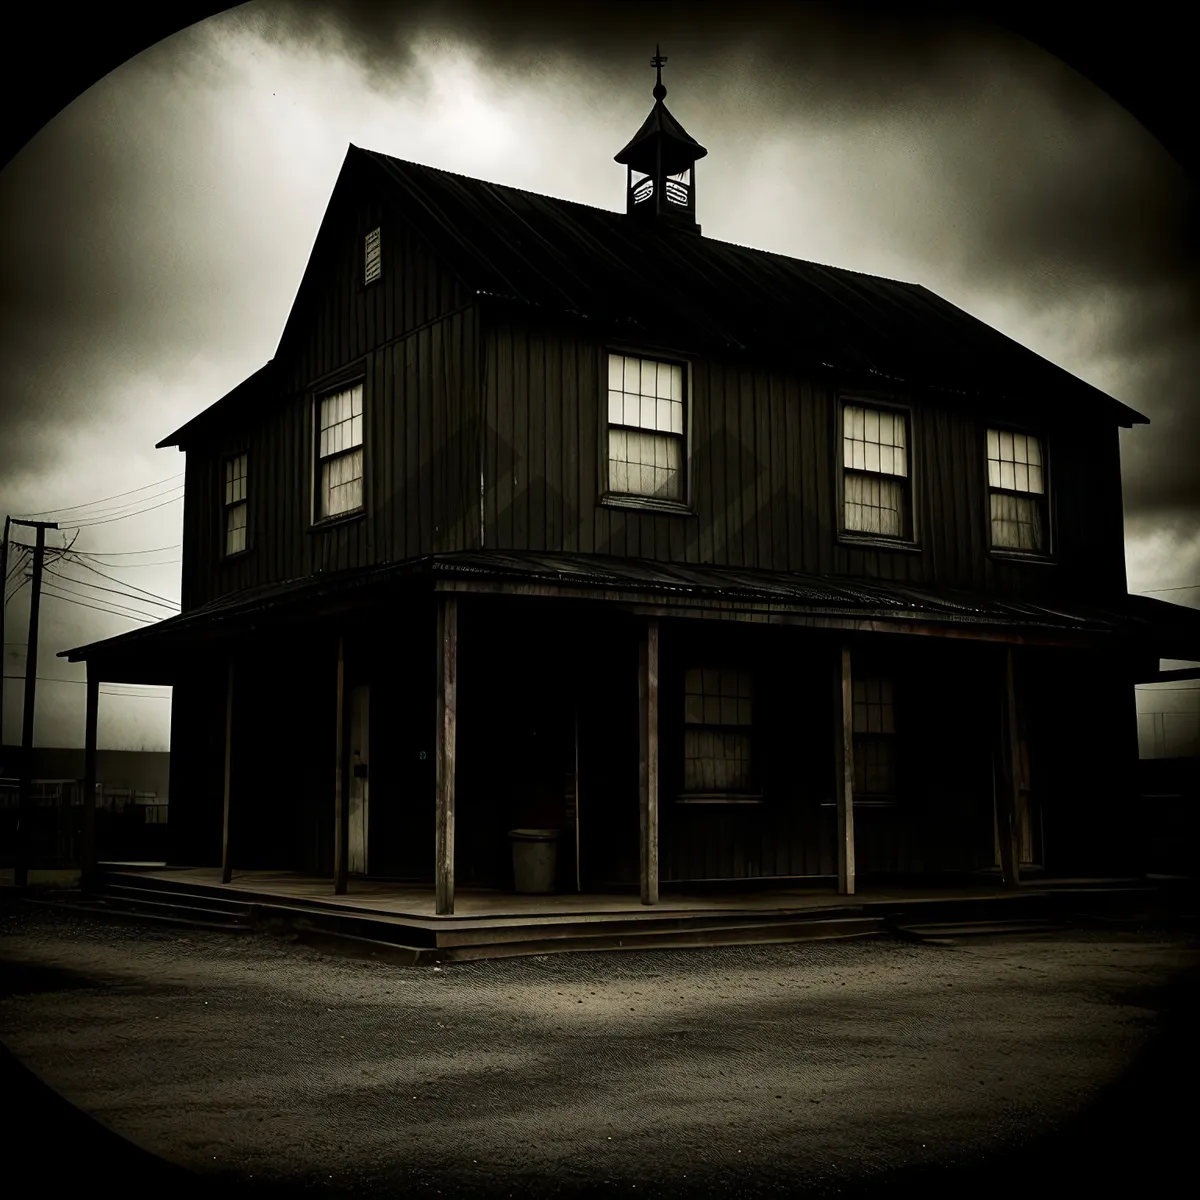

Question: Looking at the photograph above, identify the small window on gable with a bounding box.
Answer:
[842,402,912,540]
[607,353,686,503]
[317,384,364,521]
[987,428,1047,553]
[223,453,248,556]
[364,228,381,285]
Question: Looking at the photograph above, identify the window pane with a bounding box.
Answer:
[608,428,682,500]
[1028,464,1043,494]
[844,473,904,536]
[321,447,364,518]
[1027,436,1042,467]
[684,728,753,793]
[990,491,1043,551]
[608,354,623,390]
[844,404,906,477]
[225,502,247,555]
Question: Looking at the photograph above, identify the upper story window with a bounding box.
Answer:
[223,453,247,556]
[364,228,381,285]
[841,402,912,540]
[607,353,686,504]
[987,428,1046,553]
[317,383,364,521]
[682,667,757,797]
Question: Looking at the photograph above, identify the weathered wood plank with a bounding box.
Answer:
[834,643,856,895]
[435,596,458,915]
[81,672,100,892]
[334,635,349,895]
[638,618,660,905]
[221,659,235,885]
[996,645,1022,889]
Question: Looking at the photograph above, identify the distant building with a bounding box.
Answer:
[62,55,1200,906]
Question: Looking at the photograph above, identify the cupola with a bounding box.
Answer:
[614,46,708,235]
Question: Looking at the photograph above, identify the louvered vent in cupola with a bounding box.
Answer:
[364,228,381,284]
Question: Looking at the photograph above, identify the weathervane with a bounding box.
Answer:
[651,44,667,101]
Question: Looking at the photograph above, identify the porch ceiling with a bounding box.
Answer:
[56,550,1200,669]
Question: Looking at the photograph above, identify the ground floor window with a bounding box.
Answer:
[683,667,756,795]
[852,677,897,797]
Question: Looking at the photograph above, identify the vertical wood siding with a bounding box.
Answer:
[180,179,479,610]
[480,312,1129,604]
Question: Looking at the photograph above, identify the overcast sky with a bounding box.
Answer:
[1,0,1197,752]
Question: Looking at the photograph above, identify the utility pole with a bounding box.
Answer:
[12,519,57,889]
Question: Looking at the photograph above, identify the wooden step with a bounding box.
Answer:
[21,896,254,934]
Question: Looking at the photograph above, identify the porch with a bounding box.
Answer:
[77,863,1174,963]
[55,551,1181,914]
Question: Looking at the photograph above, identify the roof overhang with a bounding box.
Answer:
[156,360,277,450]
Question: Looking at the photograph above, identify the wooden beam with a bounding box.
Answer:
[996,646,1022,890]
[834,644,856,896]
[333,635,349,896]
[435,597,458,916]
[220,660,234,885]
[80,671,100,893]
[638,619,660,906]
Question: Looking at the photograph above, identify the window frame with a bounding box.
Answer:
[677,664,763,804]
[851,675,900,807]
[310,374,368,529]
[600,346,694,516]
[835,393,920,550]
[983,420,1054,561]
[363,226,382,288]
[221,450,250,560]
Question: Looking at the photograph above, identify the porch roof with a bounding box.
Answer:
[58,552,1200,674]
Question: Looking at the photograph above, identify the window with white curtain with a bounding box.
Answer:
[607,353,686,503]
[224,453,247,556]
[987,428,1046,552]
[317,384,364,520]
[842,402,910,538]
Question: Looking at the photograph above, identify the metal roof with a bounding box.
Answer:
[357,148,1145,425]
[59,551,1198,664]
[158,144,1147,449]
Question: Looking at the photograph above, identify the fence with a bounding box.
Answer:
[0,780,169,869]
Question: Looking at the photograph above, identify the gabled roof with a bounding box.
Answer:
[157,143,1148,449]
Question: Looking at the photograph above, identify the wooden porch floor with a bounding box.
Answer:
[100,865,1146,930]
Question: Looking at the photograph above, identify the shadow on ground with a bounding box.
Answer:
[4,948,1197,1197]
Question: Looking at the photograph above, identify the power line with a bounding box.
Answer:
[55,494,184,530]
[42,582,163,623]
[41,586,156,624]
[16,472,185,519]
[44,481,185,525]
[72,544,182,556]
[61,555,178,608]
[40,571,170,621]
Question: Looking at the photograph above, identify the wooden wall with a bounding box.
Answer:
[181,171,479,612]
[479,312,1130,603]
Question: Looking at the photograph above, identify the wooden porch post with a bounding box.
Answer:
[996,646,1022,889]
[221,659,235,885]
[435,596,458,916]
[80,670,100,893]
[834,644,856,896]
[638,619,659,906]
[334,635,350,896]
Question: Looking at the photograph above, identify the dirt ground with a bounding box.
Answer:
[1,905,1197,1198]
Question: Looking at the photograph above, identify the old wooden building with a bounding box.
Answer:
[63,57,1200,912]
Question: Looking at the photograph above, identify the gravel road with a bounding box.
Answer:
[1,905,1197,1197]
